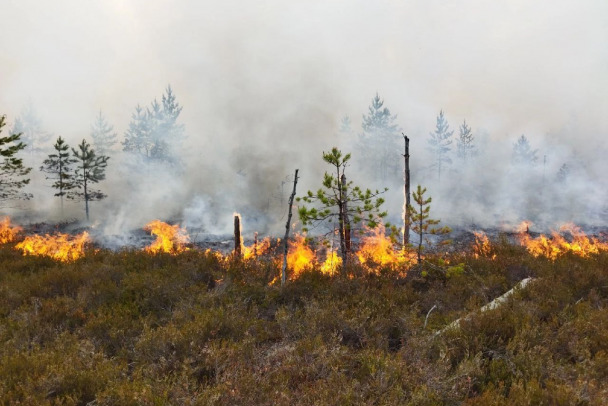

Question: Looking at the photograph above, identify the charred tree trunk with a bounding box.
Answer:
[234,214,241,258]
[403,134,410,246]
[281,169,299,287]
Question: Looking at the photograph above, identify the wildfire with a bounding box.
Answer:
[15,231,91,262]
[515,220,532,234]
[356,224,414,273]
[517,221,608,260]
[287,233,316,277]
[143,220,189,254]
[0,216,22,244]
[320,249,342,276]
[472,231,496,259]
[242,236,272,260]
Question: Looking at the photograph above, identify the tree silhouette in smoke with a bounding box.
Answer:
[123,85,185,166]
[428,110,454,181]
[90,111,118,156]
[456,119,476,163]
[358,93,401,181]
[512,135,538,166]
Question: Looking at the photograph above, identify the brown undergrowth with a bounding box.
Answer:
[0,237,607,405]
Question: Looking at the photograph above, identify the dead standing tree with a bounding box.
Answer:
[403,134,411,246]
[281,169,299,286]
[234,214,242,258]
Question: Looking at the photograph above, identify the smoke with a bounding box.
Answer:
[1,0,607,239]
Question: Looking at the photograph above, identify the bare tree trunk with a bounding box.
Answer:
[417,198,423,264]
[253,232,258,258]
[341,173,351,256]
[84,179,89,222]
[234,214,241,258]
[403,134,410,246]
[337,169,347,265]
[281,169,299,287]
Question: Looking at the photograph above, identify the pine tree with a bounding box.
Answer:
[512,135,538,166]
[358,93,401,180]
[428,110,453,181]
[0,115,32,202]
[409,185,450,264]
[297,148,387,264]
[161,85,184,141]
[123,85,184,165]
[556,163,570,182]
[123,105,153,158]
[339,115,352,135]
[90,111,118,155]
[69,139,109,221]
[10,103,52,153]
[40,136,77,214]
[456,119,475,163]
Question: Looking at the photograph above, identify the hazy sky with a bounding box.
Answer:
[2,0,606,140]
[1,0,607,231]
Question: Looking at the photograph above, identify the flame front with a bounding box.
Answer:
[242,237,272,260]
[320,250,342,275]
[16,232,91,262]
[0,216,22,244]
[473,231,496,259]
[356,224,414,273]
[287,234,316,277]
[143,220,189,254]
[517,221,608,260]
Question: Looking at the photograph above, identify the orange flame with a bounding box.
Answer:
[320,249,342,276]
[143,220,189,254]
[287,234,316,277]
[472,231,496,259]
[356,224,414,273]
[517,221,608,260]
[16,231,91,262]
[0,216,22,244]
[242,236,272,260]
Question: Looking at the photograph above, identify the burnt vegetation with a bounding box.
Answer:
[1,236,608,405]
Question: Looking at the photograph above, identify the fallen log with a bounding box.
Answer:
[436,277,535,336]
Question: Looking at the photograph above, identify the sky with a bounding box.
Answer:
[1,0,607,234]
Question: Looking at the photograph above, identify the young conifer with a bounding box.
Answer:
[69,139,109,221]
[0,115,32,202]
[298,148,387,264]
[41,136,77,215]
[409,185,450,264]
[428,110,454,181]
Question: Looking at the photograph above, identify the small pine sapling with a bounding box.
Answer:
[298,147,388,265]
[69,139,109,222]
[409,185,451,264]
[41,136,77,215]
